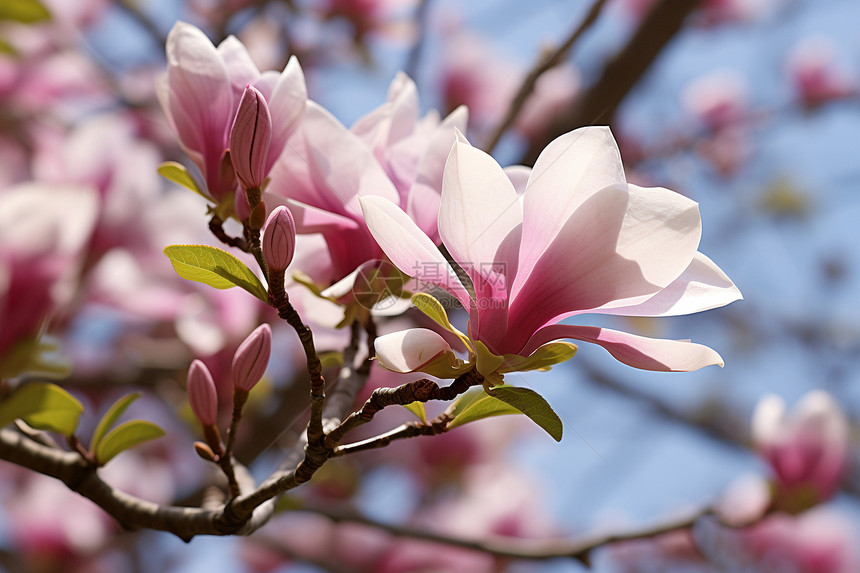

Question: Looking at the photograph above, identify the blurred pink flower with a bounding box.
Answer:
[682,69,748,131]
[268,72,464,283]
[515,65,580,143]
[786,37,856,110]
[752,390,849,512]
[363,127,741,376]
[157,21,307,204]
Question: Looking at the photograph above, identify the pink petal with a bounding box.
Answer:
[438,135,522,293]
[374,328,453,373]
[597,251,742,317]
[522,324,725,372]
[216,35,261,99]
[269,101,398,215]
[515,126,627,287]
[359,195,471,309]
[262,56,307,172]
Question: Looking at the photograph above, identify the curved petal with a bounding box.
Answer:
[516,126,627,287]
[269,102,398,215]
[216,35,261,100]
[164,22,233,186]
[523,324,725,372]
[263,56,308,172]
[359,195,471,309]
[439,134,522,291]
[597,251,742,317]
[374,328,453,373]
[508,184,702,343]
[286,199,360,234]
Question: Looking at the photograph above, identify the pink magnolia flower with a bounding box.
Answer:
[231,323,272,392]
[267,72,465,284]
[681,69,748,131]
[361,127,741,378]
[262,205,297,273]
[752,390,849,511]
[786,37,856,110]
[230,85,272,191]
[157,21,307,204]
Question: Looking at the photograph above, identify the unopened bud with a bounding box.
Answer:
[187,359,218,427]
[249,200,267,230]
[194,441,217,462]
[232,324,272,392]
[262,205,297,273]
[230,84,272,192]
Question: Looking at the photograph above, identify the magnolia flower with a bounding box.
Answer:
[231,323,272,392]
[786,37,856,109]
[361,127,741,378]
[157,21,306,204]
[267,73,465,284]
[752,390,849,511]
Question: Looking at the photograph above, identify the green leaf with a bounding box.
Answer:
[446,387,520,430]
[474,340,504,380]
[90,393,141,451]
[487,385,563,442]
[402,401,427,423]
[157,161,209,200]
[0,382,82,436]
[163,244,268,302]
[0,0,51,23]
[95,420,166,465]
[501,342,578,373]
[411,293,471,349]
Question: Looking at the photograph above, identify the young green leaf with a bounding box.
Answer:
[447,387,520,430]
[0,382,83,436]
[486,385,563,442]
[411,293,471,349]
[402,401,427,423]
[163,244,268,301]
[501,342,578,373]
[90,392,141,451]
[157,162,209,199]
[0,0,51,23]
[95,420,166,465]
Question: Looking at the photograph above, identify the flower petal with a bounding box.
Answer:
[516,126,626,286]
[359,195,471,309]
[374,328,454,373]
[597,251,742,317]
[523,324,724,372]
[263,56,308,172]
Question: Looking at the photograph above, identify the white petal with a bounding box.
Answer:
[438,136,522,290]
[517,126,626,283]
[375,328,453,373]
[598,251,742,317]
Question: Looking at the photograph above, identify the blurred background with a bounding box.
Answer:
[0,0,859,571]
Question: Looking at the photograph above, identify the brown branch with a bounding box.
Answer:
[209,215,249,252]
[484,0,609,154]
[519,0,702,165]
[323,369,483,448]
[404,0,432,80]
[286,500,750,562]
[331,413,451,457]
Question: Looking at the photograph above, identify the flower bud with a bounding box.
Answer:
[187,359,218,427]
[230,85,272,192]
[262,205,297,273]
[232,324,272,392]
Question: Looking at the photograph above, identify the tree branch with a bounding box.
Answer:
[483,0,609,154]
[519,0,702,165]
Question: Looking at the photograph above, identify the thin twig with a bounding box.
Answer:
[483,0,609,154]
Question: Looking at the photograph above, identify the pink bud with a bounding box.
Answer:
[262,205,296,273]
[230,85,272,191]
[752,391,849,511]
[187,359,218,426]
[232,324,272,392]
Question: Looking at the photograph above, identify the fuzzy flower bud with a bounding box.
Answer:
[230,85,272,192]
[232,324,272,392]
[262,205,297,273]
[187,359,218,427]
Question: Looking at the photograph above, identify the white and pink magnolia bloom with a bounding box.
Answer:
[157,21,307,204]
[267,73,466,284]
[361,127,741,377]
[786,37,856,110]
[752,390,849,511]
